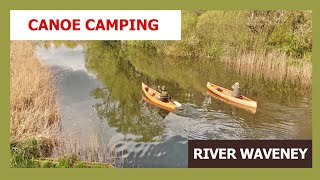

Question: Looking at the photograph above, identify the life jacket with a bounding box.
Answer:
[232,85,241,98]
[160,90,169,98]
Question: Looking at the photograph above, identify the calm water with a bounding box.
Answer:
[36,41,312,167]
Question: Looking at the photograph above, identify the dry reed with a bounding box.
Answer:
[54,127,124,167]
[10,41,60,146]
[224,51,312,88]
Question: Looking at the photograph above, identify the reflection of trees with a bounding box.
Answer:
[125,47,310,106]
[38,40,82,49]
[40,40,310,107]
[38,40,311,141]
[85,41,166,142]
[83,40,310,141]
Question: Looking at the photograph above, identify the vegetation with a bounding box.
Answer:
[11,40,60,148]
[30,10,312,164]
[131,10,311,59]
[68,40,309,142]
[10,41,114,168]
[10,139,112,168]
[128,10,312,87]
[42,10,313,88]
[10,41,59,167]
[85,41,166,142]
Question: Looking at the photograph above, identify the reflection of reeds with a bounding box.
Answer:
[54,126,124,168]
[11,41,122,167]
[224,51,312,88]
[10,41,60,147]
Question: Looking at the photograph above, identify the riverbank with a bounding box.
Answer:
[10,41,114,168]
[224,51,312,88]
[10,41,60,147]
[32,40,311,167]
[10,41,60,167]
[127,10,312,88]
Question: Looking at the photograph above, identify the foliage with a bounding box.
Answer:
[55,155,78,168]
[82,41,310,124]
[10,139,111,168]
[10,41,60,146]
[133,10,311,61]
[84,41,166,142]
[10,139,41,168]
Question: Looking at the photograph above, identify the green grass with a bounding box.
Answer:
[10,139,41,168]
[10,139,113,168]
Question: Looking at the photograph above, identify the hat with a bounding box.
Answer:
[235,82,240,86]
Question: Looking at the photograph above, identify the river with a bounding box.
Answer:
[36,41,312,168]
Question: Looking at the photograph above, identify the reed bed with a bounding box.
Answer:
[224,51,312,88]
[10,41,60,147]
[10,41,121,168]
[54,127,124,167]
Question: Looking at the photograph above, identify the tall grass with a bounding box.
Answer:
[54,127,124,167]
[129,10,312,87]
[224,51,312,88]
[10,139,113,168]
[10,41,60,147]
[10,41,122,168]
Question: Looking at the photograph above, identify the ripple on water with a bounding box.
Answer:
[114,136,188,168]
[249,102,312,139]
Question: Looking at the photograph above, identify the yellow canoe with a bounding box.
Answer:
[142,82,180,111]
[207,90,257,114]
[142,95,175,112]
[207,82,257,109]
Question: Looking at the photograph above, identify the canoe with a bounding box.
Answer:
[142,95,175,112]
[142,82,180,111]
[207,82,257,109]
[207,90,257,114]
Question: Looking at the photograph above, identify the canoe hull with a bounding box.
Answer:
[207,90,257,114]
[207,82,257,109]
[142,82,177,111]
[142,94,175,112]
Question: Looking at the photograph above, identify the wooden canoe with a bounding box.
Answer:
[207,90,257,114]
[142,95,175,112]
[207,82,257,109]
[142,82,180,111]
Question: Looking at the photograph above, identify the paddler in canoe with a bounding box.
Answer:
[207,82,257,109]
[216,82,242,98]
[157,85,171,102]
[231,82,241,98]
[142,83,181,111]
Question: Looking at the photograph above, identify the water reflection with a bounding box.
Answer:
[84,41,311,139]
[37,41,312,167]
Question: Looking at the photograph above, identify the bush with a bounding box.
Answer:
[10,139,41,168]
[125,10,311,61]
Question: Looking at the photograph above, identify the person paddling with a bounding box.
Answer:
[231,82,241,98]
[158,86,171,102]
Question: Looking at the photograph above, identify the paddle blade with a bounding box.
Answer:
[173,101,182,107]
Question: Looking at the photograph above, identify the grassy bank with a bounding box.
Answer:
[225,51,312,88]
[10,41,60,147]
[10,41,60,167]
[10,139,113,168]
[127,10,312,87]
[11,41,116,168]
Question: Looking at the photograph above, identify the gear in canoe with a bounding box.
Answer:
[157,85,171,102]
[207,82,257,109]
[142,82,181,111]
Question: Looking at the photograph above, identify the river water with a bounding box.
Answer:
[36,41,311,167]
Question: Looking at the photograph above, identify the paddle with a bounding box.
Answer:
[172,100,182,107]
[167,94,182,107]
